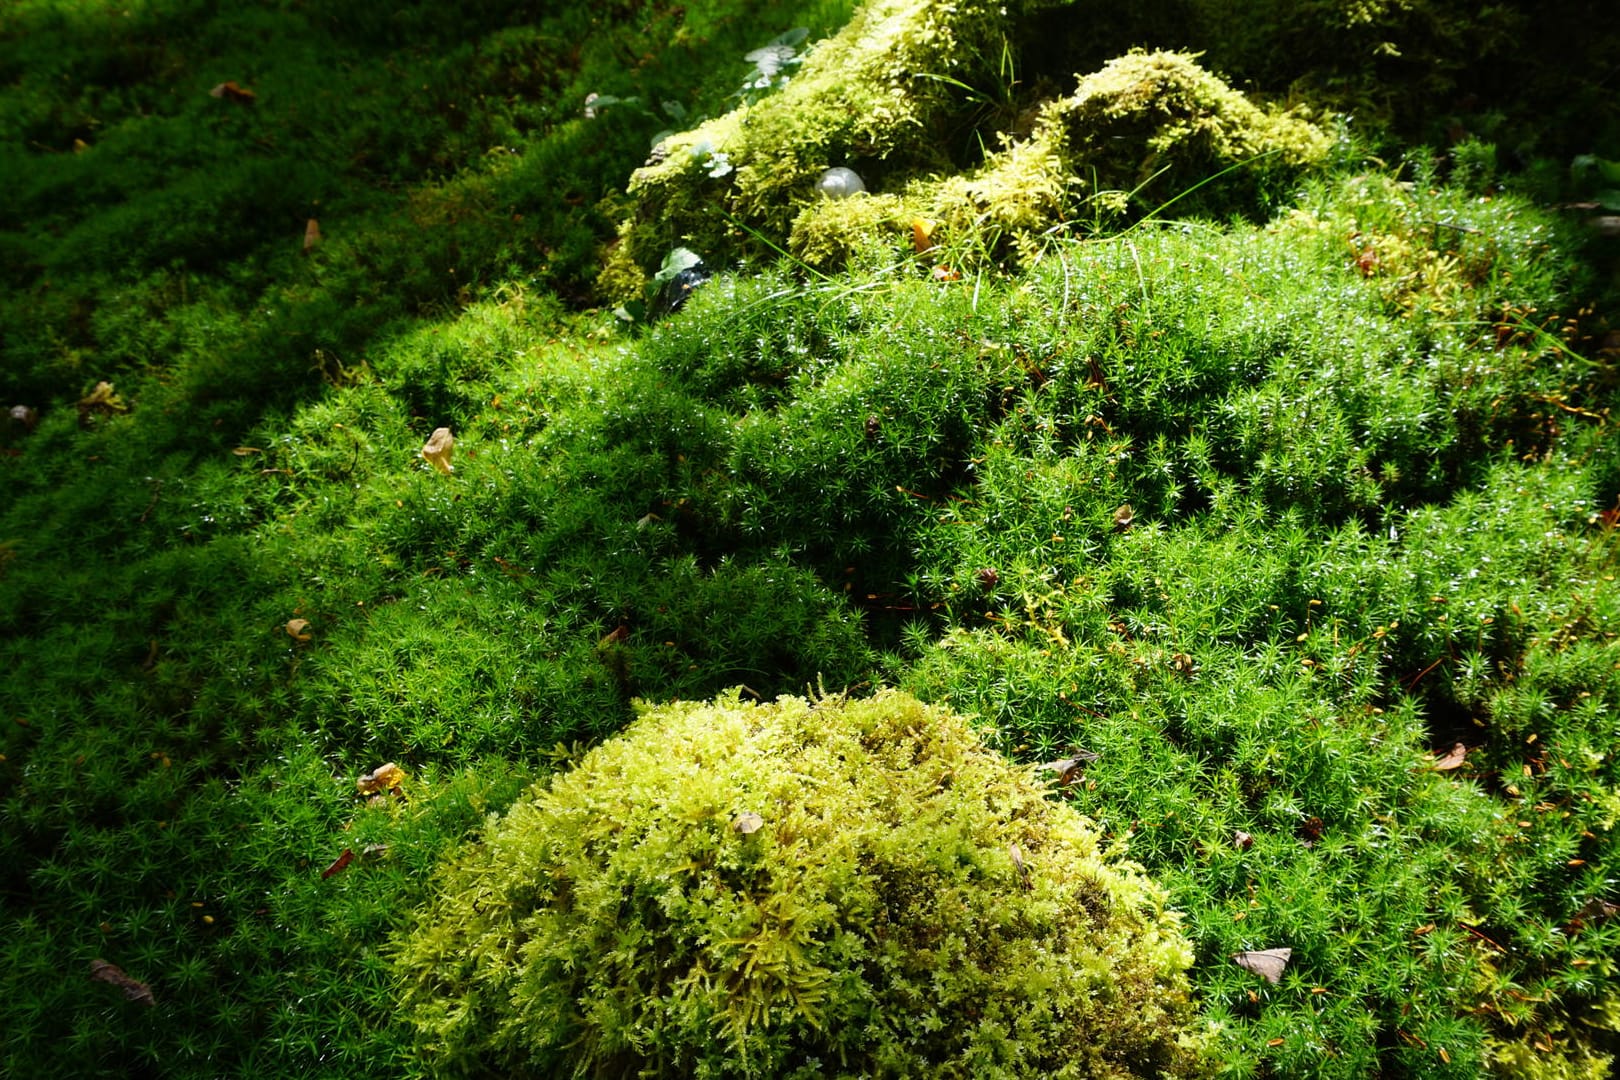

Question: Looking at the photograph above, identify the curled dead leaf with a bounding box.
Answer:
[76,380,127,419]
[733,811,764,835]
[285,618,312,642]
[1433,743,1468,770]
[1009,843,1030,888]
[89,959,155,1006]
[1232,947,1291,984]
[1040,750,1098,788]
[911,217,938,254]
[1574,897,1619,923]
[356,762,406,795]
[321,848,355,880]
[421,427,454,475]
[209,80,256,103]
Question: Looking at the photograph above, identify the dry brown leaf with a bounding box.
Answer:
[1232,947,1291,984]
[1040,750,1098,788]
[1574,897,1619,922]
[1009,843,1030,888]
[356,762,406,795]
[1434,742,1467,770]
[303,218,321,252]
[733,811,764,835]
[910,217,938,254]
[9,405,37,433]
[209,80,256,103]
[421,427,454,475]
[321,848,355,880]
[285,618,312,642]
[89,959,155,1006]
[76,380,127,418]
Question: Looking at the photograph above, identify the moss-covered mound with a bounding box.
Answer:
[394,689,1204,1077]
[794,49,1332,268]
[601,0,1334,297]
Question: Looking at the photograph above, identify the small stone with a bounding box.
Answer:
[815,166,866,199]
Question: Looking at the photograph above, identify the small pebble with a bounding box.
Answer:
[816,167,866,199]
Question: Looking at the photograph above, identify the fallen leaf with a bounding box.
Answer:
[232,446,262,456]
[1232,947,1291,984]
[1434,742,1468,770]
[598,625,629,648]
[911,218,938,253]
[421,427,454,474]
[356,762,406,795]
[89,959,155,1006]
[303,218,321,252]
[1009,843,1030,888]
[285,618,312,642]
[321,848,355,879]
[1574,897,1619,922]
[76,380,127,418]
[1040,750,1099,787]
[733,811,764,835]
[209,80,256,103]
[8,405,37,432]
[1113,503,1135,531]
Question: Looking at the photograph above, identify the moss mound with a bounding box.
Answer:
[602,0,1334,296]
[394,689,1204,1077]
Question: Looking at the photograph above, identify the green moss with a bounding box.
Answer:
[1486,998,1620,1079]
[395,689,1205,1077]
[606,6,1333,295]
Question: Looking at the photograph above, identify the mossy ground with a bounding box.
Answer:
[3,0,1620,1077]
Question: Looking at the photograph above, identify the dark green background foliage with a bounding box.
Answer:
[3,0,1619,1076]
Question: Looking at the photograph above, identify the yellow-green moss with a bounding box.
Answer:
[600,0,1333,299]
[1486,998,1620,1080]
[394,689,1205,1077]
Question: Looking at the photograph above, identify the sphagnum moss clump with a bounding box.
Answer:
[394,689,1205,1078]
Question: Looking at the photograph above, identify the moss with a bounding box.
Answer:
[394,688,1205,1077]
[790,50,1332,270]
[600,0,1013,298]
[603,0,1333,298]
[1486,998,1620,1080]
